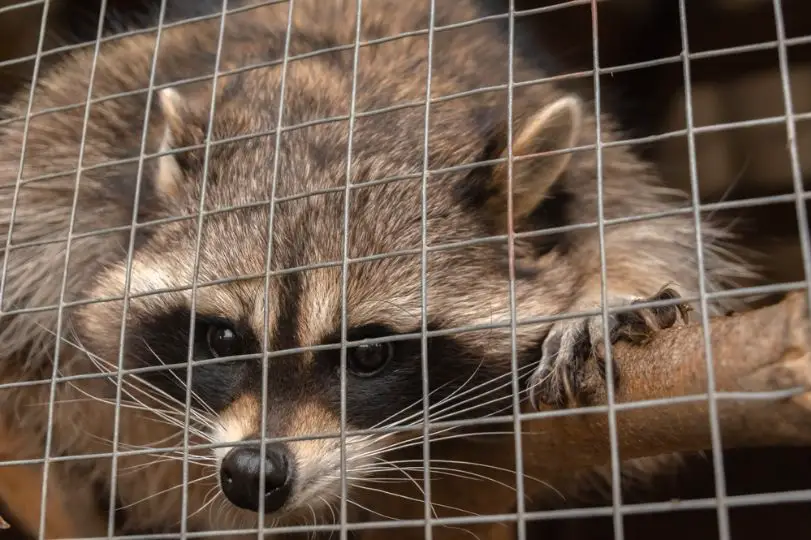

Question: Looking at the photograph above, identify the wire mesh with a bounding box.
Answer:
[676,1,731,536]
[0,0,809,539]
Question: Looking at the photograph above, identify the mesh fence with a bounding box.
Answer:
[0,0,809,539]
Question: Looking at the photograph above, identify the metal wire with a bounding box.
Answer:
[676,1,732,538]
[420,1,437,538]
[339,1,365,537]
[178,1,230,536]
[26,1,111,539]
[588,2,625,539]
[0,0,55,534]
[0,278,806,391]
[5,485,810,540]
[0,0,43,15]
[105,0,168,535]
[1,0,810,538]
[256,0,295,537]
[771,0,811,318]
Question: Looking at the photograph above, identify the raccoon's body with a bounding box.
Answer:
[0,0,751,539]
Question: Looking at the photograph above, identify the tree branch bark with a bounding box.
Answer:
[526,289,811,475]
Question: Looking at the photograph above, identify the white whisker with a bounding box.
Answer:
[350,483,475,517]
[184,485,221,524]
[118,471,218,511]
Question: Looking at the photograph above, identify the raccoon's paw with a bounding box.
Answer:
[528,287,690,410]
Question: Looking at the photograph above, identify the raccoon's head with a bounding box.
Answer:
[75,66,587,529]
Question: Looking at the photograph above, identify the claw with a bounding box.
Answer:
[527,287,690,411]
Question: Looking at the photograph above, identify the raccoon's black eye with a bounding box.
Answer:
[347,341,394,377]
[206,324,241,358]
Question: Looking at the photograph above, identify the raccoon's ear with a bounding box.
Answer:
[154,87,195,200]
[484,95,583,231]
[154,88,186,199]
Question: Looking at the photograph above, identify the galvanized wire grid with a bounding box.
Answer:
[0,0,809,539]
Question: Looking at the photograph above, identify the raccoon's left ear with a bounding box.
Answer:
[482,95,583,232]
[153,87,206,201]
[153,88,183,200]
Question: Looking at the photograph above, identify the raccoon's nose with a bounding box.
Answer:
[219,443,293,513]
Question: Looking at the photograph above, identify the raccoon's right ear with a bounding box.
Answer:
[153,87,203,200]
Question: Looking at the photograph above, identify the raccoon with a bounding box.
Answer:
[0,0,752,538]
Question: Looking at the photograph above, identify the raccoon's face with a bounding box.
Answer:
[74,77,584,529]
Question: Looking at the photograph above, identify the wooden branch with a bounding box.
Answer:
[0,461,86,539]
[0,431,108,539]
[524,290,811,476]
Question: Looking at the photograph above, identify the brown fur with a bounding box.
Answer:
[0,0,753,538]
